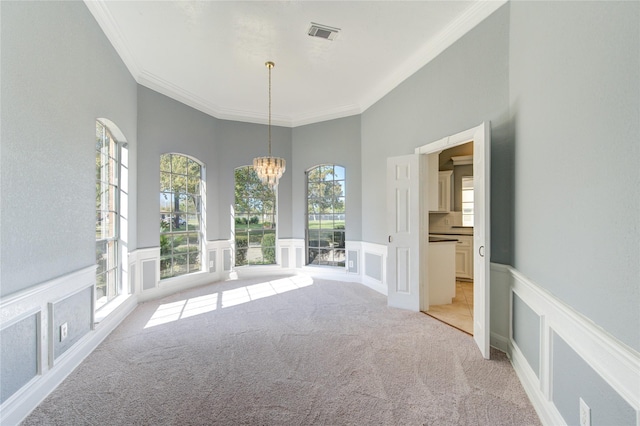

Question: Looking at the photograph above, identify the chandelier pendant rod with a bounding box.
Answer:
[267,61,274,157]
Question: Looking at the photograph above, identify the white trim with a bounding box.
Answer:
[490,332,509,353]
[0,268,136,426]
[82,1,141,80]
[493,263,640,426]
[279,238,305,271]
[85,0,505,128]
[0,266,96,325]
[510,268,640,411]
[360,0,506,116]
[361,241,388,295]
[510,340,565,426]
[414,122,490,359]
[205,240,233,282]
[345,240,361,276]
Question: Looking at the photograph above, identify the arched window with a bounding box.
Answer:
[160,153,203,279]
[234,166,277,266]
[95,121,125,309]
[306,165,345,267]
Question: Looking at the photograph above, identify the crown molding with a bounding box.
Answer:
[84,0,141,79]
[86,0,506,128]
[136,71,294,127]
[139,69,361,128]
[358,0,508,113]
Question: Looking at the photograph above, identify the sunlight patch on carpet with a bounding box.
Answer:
[145,275,314,328]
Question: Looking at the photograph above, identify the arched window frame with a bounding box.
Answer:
[159,153,204,279]
[95,119,128,310]
[306,164,346,267]
[233,166,277,266]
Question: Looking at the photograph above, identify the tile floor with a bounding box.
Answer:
[426,280,473,335]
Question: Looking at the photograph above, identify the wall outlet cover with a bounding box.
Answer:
[60,322,68,342]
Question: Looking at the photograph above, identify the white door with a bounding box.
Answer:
[386,154,426,311]
[473,123,491,359]
[411,122,491,359]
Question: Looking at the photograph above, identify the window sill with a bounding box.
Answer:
[95,293,134,325]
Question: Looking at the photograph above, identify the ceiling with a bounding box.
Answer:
[85,1,505,127]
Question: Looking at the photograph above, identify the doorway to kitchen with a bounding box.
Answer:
[387,122,490,358]
[425,142,475,335]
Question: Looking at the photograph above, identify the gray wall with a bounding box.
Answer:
[138,86,291,247]
[512,294,540,377]
[0,0,138,297]
[361,4,512,265]
[509,1,640,352]
[0,314,38,404]
[137,86,293,245]
[137,87,219,246]
[216,119,293,239]
[291,116,362,241]
[53,287,93,360]
[552,332,636,425]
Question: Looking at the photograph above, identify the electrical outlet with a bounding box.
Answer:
[349,260,354,268]
[579,398,591,426]
[209,260,214,268]
[60,322,68,342]
[445,218,450,225]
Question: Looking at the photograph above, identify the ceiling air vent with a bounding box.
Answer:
[308,23,340,41]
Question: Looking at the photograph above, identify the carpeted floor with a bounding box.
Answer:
[23,275,540,425]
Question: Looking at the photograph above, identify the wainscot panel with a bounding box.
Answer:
[499,264,640,426]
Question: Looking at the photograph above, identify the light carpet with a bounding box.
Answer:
[23,275,540,425]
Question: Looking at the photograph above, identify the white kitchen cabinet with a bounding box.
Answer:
[437,171,453,212]
[427,239,456,306]
[454,235,473,280]
[430,233,474,280]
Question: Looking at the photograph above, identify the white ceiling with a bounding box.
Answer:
[85,1,505,127]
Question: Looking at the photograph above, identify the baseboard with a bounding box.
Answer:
[496,263,640,426]
[490,331,509,353]
[510,340,565,426]
[0,295,137,425]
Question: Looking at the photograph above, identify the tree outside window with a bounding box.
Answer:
[307,165,345,267]
[234,166,276,266]
[160,153,203,279]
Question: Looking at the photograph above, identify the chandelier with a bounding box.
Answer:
[253,61,286,188]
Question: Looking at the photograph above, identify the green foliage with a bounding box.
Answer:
[160,234,171,256]
[262,234,276,263]
[235,217,248,225]
[307,165,345,215]
[234,166,275,216]
[235,235,248,266]
[249,216,259,225]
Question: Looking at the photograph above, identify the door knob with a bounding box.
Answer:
[388,235,393,243]
[479,245,485,257]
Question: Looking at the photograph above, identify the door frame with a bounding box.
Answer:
[414,122,490,358]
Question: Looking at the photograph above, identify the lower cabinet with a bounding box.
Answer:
[455,235,473,280]
[430,234,473,280]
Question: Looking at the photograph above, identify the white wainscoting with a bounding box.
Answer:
[0,266,136,426]
[279,239,305,272]
[490,263,640,426]
[135,241,232,303]
[360,241,388,295]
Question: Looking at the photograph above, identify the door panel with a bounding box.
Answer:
[473,123,491,359]
[386,154,425,311]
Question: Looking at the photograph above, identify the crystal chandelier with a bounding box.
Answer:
[253,61,286,188]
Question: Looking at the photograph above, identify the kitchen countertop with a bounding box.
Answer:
[429,236,458,243]
[429,229,474,236]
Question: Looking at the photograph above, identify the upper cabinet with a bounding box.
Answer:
[437,170,453,212]
[427,154,453,213]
